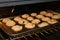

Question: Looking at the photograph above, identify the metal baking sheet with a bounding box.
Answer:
[0,11,60,37]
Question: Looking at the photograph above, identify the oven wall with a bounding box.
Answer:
[0,1,59,18]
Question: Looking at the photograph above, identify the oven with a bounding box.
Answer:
[0,0,60,40]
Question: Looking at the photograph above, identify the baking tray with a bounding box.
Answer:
[0,10,60,37]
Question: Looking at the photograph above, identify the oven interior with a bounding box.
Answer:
[0,1,60,40]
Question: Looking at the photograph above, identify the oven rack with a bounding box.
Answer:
[8,26,60,40]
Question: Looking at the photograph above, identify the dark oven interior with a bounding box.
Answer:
[0,1,60,40]
[0,1,60,18]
